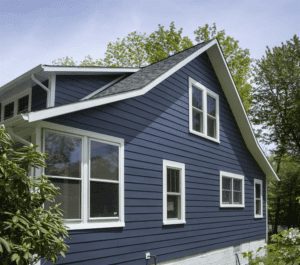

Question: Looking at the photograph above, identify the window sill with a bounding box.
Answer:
[220,204,245,208]
[254,215,263,219]
[163,219,186,226]
[189,129,220,144]
[66,221,125,230]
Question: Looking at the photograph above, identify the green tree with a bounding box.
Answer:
[194,23,252,111]
[251,35,300,160]
[53,22,252,110]
[0,126,68,265]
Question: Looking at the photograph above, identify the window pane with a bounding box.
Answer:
[255,183,261,198]
[192,86,203,109]
[167,195,180,219]
[90,181,119,218]
[45,131,82,178]
[222,177,232,190]
[222,190,232,204]
[207,116,216,138]
[90,140,119,181]
[192,109,203,133]
[4,102,14,120]
[256,199,261,215]
[233,191,242,204]
[18,95,29,113]
[167,168,180,193]
[207,95,216,116]
[45,178,81,220]
[233,179,242,192]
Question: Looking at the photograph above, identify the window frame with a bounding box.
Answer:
[1,89,31,122]
[40,122,124,230]
[254,179,263,218]
[220,171,245,208]
[163,160,186,225]
[189,77,220,143]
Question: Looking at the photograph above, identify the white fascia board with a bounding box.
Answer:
[24,40,217,123]
[207,43,279,181]
[41,65,140,74]
[0,65,43,94]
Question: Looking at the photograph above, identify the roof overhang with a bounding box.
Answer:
[10,40,279,181]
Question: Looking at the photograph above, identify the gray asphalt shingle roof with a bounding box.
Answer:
[91,41,209,99]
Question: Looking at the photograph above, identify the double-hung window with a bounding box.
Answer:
[220,171,244,208]
[163,160,185,225]
[43,125,124,229]
[254,179,263,218]
[189,77,219,142]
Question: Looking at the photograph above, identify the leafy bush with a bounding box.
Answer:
[243,228,300,265]
[0,126,68,265]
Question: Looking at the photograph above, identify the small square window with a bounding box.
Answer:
[4,102,14,120]
[220,171,244,208]
[18,95,29,114]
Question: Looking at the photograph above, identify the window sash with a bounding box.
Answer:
[254,179,263,217]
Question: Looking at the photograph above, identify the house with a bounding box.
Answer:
[0,39,279,265]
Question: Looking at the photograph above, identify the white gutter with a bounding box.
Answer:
[42,65,140,73]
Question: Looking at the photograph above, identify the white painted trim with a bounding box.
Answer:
[81,75,125,100]
[48,73,56,107]
[266,182,268,242]
[24,40,217,123]
[254,179,263,218]
[188,77,220,143]
[163,160,186,225]
[42,65,140,73]
[39,122,125,230]
[220,171,245,208]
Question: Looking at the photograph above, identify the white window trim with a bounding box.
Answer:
[1,88,32,122]
[38,122,125,230]
[254,179,263,218]
[188,77,220,143]
[163,160,186,225]
[220,171,245,208]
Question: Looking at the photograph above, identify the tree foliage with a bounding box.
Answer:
[0,126,68,265]
[194,23,252,111]
[251,35,300,160]
[52,22,252,111]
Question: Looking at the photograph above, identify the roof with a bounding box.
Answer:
[2,39,279,181]
[92,42,208,98]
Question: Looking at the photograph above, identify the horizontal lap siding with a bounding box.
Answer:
[55,75,123,106]
[31,83,47,111]
[49,52,266,265]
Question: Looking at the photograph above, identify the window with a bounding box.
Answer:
[1,90,31,121]
[254,179,263,218]
[43,126,124,229]
[189,77,219,142]
[163,160,185,225]
[220,171,244,208]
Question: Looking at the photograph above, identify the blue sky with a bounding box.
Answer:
[0,0,299,86]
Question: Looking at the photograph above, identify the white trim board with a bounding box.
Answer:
[17,39,278,181]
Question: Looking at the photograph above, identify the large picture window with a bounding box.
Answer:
[254,179,263,218]
[189,77,219,142]
[163,160,185,225]
[43,125,124,230]
[220,171,244,208]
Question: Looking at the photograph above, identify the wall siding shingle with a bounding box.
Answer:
[47,52,266,265]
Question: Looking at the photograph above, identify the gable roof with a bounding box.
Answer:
[6,39,278,181]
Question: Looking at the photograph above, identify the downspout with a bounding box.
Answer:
[31,74,51,107]
[7,127,31,146]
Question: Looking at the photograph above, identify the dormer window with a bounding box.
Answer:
[189,77,219,142]
[1,90,31,121]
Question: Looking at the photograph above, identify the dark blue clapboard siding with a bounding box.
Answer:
[55,74,123,106]
[31,83,47,111]
[48,52,266,265]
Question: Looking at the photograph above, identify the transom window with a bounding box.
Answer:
[43,127,124,229]
[220,171,244,208]
[254,179,263,218]
[189,77,219,142]
[163,160,185,225]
